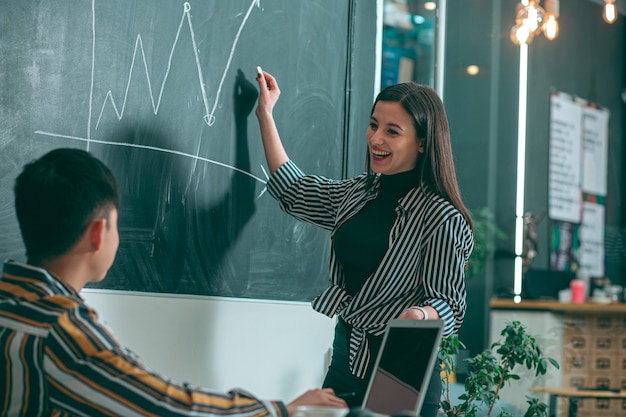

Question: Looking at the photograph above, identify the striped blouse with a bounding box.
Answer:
[267,161,474,378]
[0,261,286,417]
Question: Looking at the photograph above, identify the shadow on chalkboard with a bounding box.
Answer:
[89,69,258,296]
[181,69,258,295]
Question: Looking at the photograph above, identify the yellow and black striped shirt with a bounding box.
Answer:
[0,261,287,417]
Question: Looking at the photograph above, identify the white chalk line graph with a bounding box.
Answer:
[34,0,270,193]
[37,131,269,186]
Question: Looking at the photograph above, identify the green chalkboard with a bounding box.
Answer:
[0,1,376,300]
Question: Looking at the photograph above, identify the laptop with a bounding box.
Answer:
[360,319,444,417]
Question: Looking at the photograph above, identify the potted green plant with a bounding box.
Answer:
[438,320,560,417]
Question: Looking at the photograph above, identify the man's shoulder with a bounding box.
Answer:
[0,289,82,331]
[1,261,84,329]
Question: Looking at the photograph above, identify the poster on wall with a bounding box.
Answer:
[548,91,582,223]
[548,91,609,277]
[582,105,609,195]
[579,194,605,277]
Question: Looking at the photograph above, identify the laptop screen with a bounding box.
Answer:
[362,319,444,416]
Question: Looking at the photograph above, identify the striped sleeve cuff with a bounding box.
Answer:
[231,389,287,417]
[426,298,456,336]
[266,160,304,199]
[262,400,288,417]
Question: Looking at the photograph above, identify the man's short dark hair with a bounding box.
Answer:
[14,148,120,264]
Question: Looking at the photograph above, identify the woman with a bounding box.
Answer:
[255,70,474,417]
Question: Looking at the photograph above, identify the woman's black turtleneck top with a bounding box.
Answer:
[333,169,420,296]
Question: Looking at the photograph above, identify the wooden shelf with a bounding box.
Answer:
[532,386,626,399]
[490,298,626,314]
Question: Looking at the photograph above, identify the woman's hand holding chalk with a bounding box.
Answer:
[256,66,270,90]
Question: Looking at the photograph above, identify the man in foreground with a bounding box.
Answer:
[0,148,346,416]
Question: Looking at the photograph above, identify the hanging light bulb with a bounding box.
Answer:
[510,21,534,45]
[542,0,560,40]
[511,2,533,45]
[516,0,546,34]
[603,0,618,24]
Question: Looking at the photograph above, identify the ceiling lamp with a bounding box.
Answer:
[603,0,618,24]
[510,1,544,45]
[543,0,560,40]
[510,0,560,45]
[510,21,533,45]
[518,0,545,33]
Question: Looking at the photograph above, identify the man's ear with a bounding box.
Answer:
[89,218,107,251]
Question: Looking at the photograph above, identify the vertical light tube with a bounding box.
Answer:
[374,0,384,98]
[435,0,447,99]
[513,43,529,303]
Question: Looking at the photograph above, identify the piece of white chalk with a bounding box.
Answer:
[256,66,263,76]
